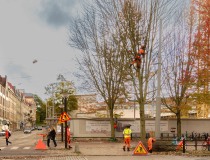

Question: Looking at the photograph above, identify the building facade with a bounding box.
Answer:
[75,94,209,119]
[0,75,36,131]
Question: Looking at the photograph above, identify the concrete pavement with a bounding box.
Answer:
[43,140,210,159]
[0,139,210,160]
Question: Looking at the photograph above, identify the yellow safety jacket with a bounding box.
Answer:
[123,128,132,138]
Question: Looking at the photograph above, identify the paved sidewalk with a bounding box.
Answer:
[47,140,151,156]
[47,141,133,156]
[45,140,210,157]
[40,140,210,160]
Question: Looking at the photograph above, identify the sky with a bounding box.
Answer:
[0,0,85,100]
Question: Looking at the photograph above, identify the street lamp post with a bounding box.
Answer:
[59,104,64,142]
[63,94,68,149]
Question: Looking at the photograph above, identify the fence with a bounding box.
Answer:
[155,133,210,153]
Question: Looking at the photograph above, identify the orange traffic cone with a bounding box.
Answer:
[35,139,47,150]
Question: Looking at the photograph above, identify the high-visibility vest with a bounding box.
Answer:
[123,128,132,138]
[138,49,145,55]
[148,137,155,150]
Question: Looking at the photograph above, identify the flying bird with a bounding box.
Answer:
[33,59,38,64]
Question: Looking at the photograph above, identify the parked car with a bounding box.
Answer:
[23,128,31,134]
[0,130,12,136]
[37,126,42,130]
[31,127,36,131]
[0,131,5,136]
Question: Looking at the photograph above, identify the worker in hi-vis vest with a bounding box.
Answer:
[123,124,132,151]
[148,135,156,153]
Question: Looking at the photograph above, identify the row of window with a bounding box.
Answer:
[0,108,15,120]
[0,96,5,106]
[0,85,6,95]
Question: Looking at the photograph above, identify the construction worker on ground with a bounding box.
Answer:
[123,124,132,151]
[147,133,156,153]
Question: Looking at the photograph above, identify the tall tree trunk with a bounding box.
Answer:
[176,110,181,138]
[109,108,115,139]
[139,102,146,140]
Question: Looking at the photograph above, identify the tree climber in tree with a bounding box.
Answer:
[138,45,146,58]
[129,45,146,69]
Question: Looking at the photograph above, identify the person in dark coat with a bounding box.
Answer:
[47,126,57,147]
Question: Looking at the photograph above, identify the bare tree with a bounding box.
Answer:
[69,0,183,140]
[161,2,195,138]
[69,0,128,139]
[116,0,160,140]
[116,0,183,139]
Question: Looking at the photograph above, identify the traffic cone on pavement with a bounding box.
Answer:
[35,139,47,150]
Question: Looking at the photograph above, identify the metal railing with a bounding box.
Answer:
[154,138,210,153]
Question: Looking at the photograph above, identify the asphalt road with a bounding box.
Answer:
[0,129,48,158]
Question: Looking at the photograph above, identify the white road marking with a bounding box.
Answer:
[0,146,32,150]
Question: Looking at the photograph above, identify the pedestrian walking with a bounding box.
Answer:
[47,128,51,147]
[5,129,12,146]
[67,125,72,149]
[147,134,156,153]
[123,124,132,151]
[47,126,57,148]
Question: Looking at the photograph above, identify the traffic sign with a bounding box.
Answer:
[133,141,148,156]
[58,114,64,124]
[58,112,71,123]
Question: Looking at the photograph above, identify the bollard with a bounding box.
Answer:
[194,137,197,150]
[75,142,80,153]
